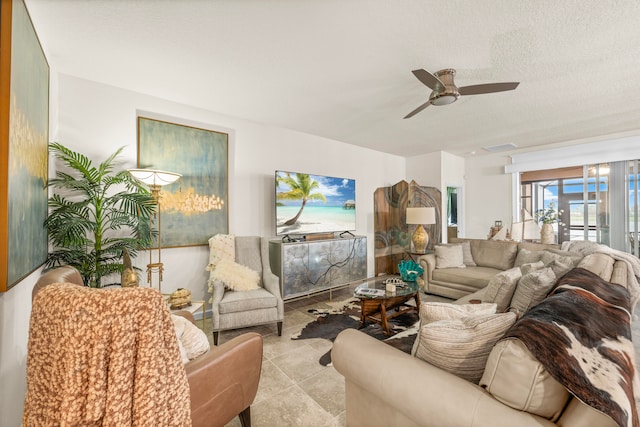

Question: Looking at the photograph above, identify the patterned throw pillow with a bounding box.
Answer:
[482,267,522,312]
[411,302,497,356]
[513,248,544,267]
[444,241,477,266]
[206,234,235,271]
[414,312,517,383]
[434,245,466,269]
[519,260,545,275]
[509,268,556,314]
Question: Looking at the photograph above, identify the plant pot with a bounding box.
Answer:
[540,223,555,244]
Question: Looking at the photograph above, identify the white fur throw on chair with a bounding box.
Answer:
[209,259,260,292]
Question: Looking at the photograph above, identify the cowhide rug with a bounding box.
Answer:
[291,298,419,365]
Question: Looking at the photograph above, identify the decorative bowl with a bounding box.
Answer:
[398,260,424,282]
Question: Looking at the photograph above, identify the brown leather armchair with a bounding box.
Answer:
[30,266,263,427]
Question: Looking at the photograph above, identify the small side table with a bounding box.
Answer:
[405,250,433,263]
[165,296,207,334]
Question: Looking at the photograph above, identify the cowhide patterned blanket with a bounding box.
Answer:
[24,283,191,426]
[505,268,639,427]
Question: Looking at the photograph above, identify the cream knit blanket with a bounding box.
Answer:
[24,283,191,426]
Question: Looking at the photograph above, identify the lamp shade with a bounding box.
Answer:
[406,207,436,225]
[128,169,182,187]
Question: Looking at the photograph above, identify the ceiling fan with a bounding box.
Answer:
[404,68,519,119]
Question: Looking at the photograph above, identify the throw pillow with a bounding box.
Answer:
[209,259,261,291]
[444,241,476,266]
[519,260,544,275]
[543,248,583,266]
[509,268,556,314]
[414,312,517,383]
[435,245,466,269]
[411,302,497,356]
[577,253,615,281]
[513,248,544,267]
[544,257,573,279]
[172,314,210,362]
[482,267,522,312]
[206,234,235,271]
[480,338,569,421]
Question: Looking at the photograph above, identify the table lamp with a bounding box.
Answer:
[406,207,436,253]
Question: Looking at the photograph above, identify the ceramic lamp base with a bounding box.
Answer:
[412,224,429,253]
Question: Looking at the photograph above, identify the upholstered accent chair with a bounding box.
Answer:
[210,236,284,345]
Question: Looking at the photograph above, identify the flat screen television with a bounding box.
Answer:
[275,170,356,236]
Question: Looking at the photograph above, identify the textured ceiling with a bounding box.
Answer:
[25,0,640,158]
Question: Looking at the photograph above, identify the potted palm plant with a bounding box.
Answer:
[44,142,156,287]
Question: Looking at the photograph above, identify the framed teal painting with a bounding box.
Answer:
[137,117,228,247]
[0,0,49,292]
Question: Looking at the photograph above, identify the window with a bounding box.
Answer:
[520,161,638,255]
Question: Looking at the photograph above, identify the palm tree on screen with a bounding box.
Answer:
[276,173,326,225]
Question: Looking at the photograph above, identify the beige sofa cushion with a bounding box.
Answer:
[578,253,615,281]
[480,339,569,421]
[434,245,466,269]
[414,311,517,383]
[482,267,522,312]
[509,268,556,314]
[470,240,518,270]
[431,266,500,289]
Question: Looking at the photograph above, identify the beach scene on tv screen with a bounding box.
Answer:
[276,171,356,236]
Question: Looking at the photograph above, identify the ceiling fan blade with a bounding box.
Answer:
[458,82,519,96]
[403,100,431,119]
[411,69,445,91]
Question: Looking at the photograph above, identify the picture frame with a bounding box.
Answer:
[137,116,228,247]
[0,0,49,292]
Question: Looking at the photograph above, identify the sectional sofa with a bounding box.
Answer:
[334,248,638,427]
[419,237,559,299]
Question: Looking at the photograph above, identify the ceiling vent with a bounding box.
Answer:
[483,143,518,153]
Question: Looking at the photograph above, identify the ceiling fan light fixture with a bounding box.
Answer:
[405,67,520,118]
[430,93,458,106]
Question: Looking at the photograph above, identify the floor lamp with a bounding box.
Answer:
[128,168,182,292]
[406,207,436,253]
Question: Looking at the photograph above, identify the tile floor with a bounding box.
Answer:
[209,286,359,427]
[197,286,640,427]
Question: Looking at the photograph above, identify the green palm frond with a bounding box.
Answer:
[46,143,157,287]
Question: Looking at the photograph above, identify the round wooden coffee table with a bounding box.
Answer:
[354,277,420,336]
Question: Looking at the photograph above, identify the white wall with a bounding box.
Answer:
[0,269,40,427]
[406,151,441,188]
[406,151,465,241]
[0,73,408,425]
[53,74,406,301]
[464,152,514,239]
